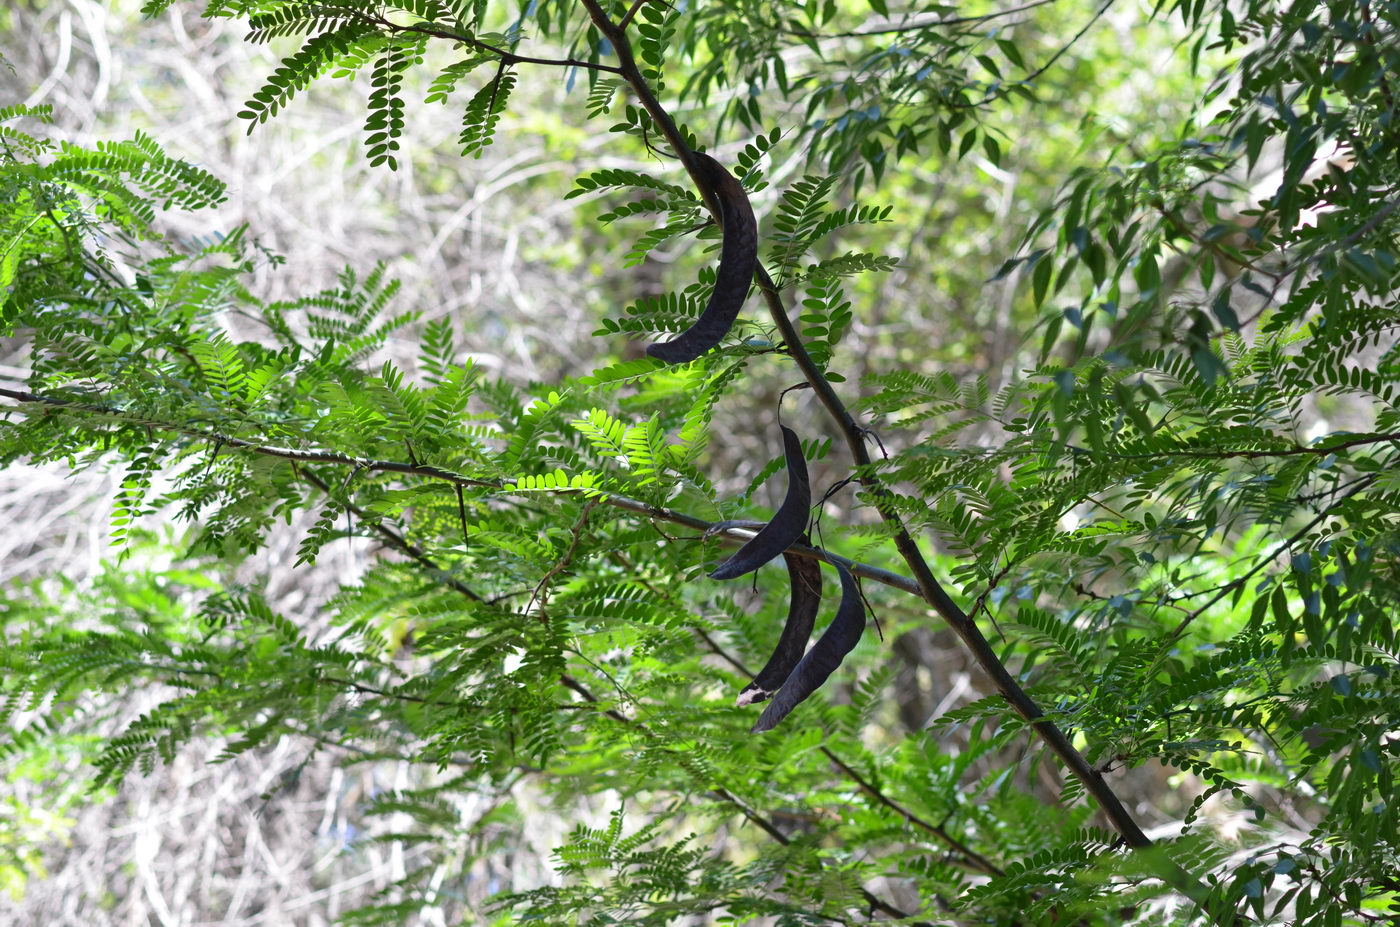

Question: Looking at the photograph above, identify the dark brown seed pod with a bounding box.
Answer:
[735,548,822,707]
[751,561,865,734]
[646,152,758,365]
[710,425,809,581]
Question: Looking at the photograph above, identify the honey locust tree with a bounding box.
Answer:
[2,0,1399,924]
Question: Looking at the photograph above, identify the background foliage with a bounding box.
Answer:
[2,0,1398,924]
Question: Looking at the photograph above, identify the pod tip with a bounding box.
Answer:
[735,685,773,707]
[645,341,696,365]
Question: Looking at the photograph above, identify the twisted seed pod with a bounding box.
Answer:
[646,152,758,365]
[710,425,809,581]
[735,547,822,707]
[751,561,865,733]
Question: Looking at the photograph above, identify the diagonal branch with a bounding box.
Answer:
[610,550,1006,878]
[571,0,1152,851]
[526,498,600,620]
[296,465,486,603]
[1165,475,1376,643]
[558,676,928,924]
[617,0,653,31]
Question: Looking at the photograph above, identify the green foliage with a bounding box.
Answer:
[458,63,516,157]
[3,0,1400,924]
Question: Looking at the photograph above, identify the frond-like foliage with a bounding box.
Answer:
[4,0,1400,925]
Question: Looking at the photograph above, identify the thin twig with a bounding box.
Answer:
[0,386,919,597]
[526,498,600,621]
[364,12,624,74]
[946,0,1115,111]
[297,466,487,603]
[1165,475,1376,643]
[573,0,1153,852]
[820,747,1006,878]
[777,0,1060,38]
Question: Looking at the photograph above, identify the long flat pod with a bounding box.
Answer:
[735,549,822,707]
[645,152,758,365]
[751,561,865,733]
[710,425,809,581]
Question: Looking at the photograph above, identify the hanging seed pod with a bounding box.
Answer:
[751,561,865,733]
[646,152,758,365]
[736,548,822,707]
[710,425,810,581]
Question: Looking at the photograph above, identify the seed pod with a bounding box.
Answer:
[710,425,809,581]
[735,548,821,707]
[646,152,758,365]
[751,561,865,733]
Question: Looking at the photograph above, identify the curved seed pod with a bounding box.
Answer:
[751,561,866,734]
[710,425,809,581]
[646,152,758,365]
[735,548,822,707]
[703,518,767,539]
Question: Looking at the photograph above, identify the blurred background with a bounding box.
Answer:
[0,0,1236,922]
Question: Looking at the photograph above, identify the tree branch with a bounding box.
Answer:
[295,465,486,603]
[1165,475,1376,643]
[611,550,1005,878]
[572,0,1152,850]
[776,0,1061,38]
[0,386,918,597]
[363,12,623,74]
[557,673,929,924]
